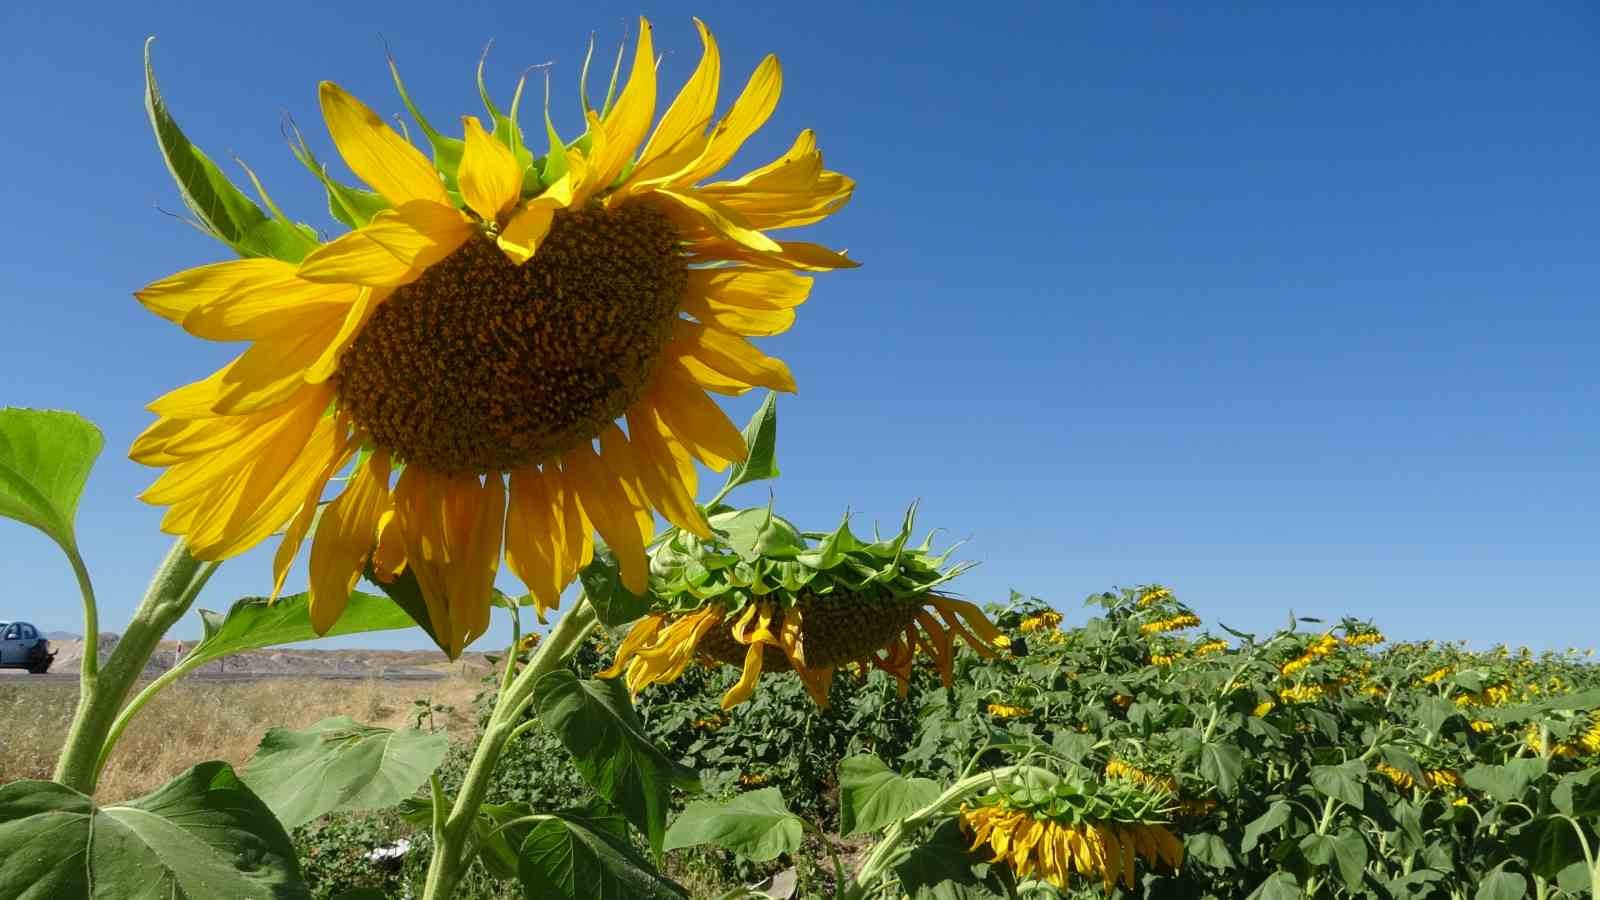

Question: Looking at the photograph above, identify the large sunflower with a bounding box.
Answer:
[132,19,854,656]
[599,505,1002,709]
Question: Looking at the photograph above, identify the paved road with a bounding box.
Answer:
[0,670,448,686]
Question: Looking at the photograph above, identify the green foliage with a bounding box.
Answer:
[188,593,418,670]
[145,39,318,261]
[242,716,447,830]
[533,671,701,859]
[0,408,101,557]
[663,787,804,862]
[0,763,306,899]
[518,812,688,899]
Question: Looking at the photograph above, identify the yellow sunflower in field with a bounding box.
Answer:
[132,19,854,656]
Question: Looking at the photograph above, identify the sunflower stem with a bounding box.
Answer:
[54,538,205,794]
[422,594,597,900]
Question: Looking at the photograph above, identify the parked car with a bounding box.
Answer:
[0,621,54,674]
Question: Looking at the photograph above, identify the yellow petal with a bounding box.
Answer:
[633,18,719,182]
[587,18,656,192]
[666,353,753,396]
[270,435,360,601]
[615,415,710,539]
[680,291,794,336]
[371,509,408,582]
[564,441,650,595]
[298,200,473,286]
[458,115,524,222]
[647,189,780,253]
[320,81,449,207]
[720,641,767,709]
[446,473,506,652]
[210,313,347,415]
[678,55,782,185]
[142,385,332,506]
[308,451,391,634]
[506,465,566,618]
[671,319,797,393]
[642,369,748,470]
[137,258,298,325]
[496,199,557,265]
[392,467,454,655]
[184,275,361,342]
[688,239,859,272]
[687,267,812,310]
[183,411,346,561]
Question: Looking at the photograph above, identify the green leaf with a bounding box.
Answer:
[0,409,101,554]
[1552,768,1600,817]
[1475,868,1528,900]
[580,542,654,628]
[1310,761,1366,808]
[518,812,687,900]
[1242,801,1293,854]
[185,592,418,672]
[837,755,941,837]
[145,39,317,261]
[1464,758,1547,804]
[1512,816,1587,879]
[388,54,466,188]
[715,393,780,501]
[663,787,803,862]
[241,716,446,829]
[1199,741,1244,796]
[1330,829,1369,892]
[1246,872,1302,900]
[534,672,700,858]
[0,762,307,899]
[1185,832,1236,870]
[893,820,1008,899]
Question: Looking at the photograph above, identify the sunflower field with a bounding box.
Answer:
[0,14,1597,900]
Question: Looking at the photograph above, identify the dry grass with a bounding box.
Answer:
[0,671,483,802]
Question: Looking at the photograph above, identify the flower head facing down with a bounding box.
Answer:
[600,505,1000,708]
[133,20,854,656]
[959,786,1183,893]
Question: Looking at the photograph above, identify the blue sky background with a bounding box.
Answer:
[1,1,1596,652]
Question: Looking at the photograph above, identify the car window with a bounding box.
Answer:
[1,625,17,640]
[22,625,36,640]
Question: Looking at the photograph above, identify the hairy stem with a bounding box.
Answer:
[54,539,205,794]
[422,596,597,900]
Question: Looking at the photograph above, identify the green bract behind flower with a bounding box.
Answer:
[601,504,1002,709]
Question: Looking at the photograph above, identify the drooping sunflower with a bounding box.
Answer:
[131,19,854,656]
[959,783,1183,893]
[599,505,1001,709]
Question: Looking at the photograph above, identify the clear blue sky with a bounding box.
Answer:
[2,1,1596,652]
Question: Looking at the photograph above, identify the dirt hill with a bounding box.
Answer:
[47,636,488,679]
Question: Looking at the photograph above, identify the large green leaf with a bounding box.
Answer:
[534,672,700,858]
[145,39,317,262]
[1241,801,1293,854]
[663,788,803,862]
[1552,768,1600,817]
[1475,868,1528,900]
[185,592,418,670]
[1199,741,1244,797]
[837,755,941,837]
[1511,816,1587,880]
[0,409,102,554]
[714,393,780,502]
[1246,872,1302,900]
[241,716,447,829]
[518,813,686,900]
[1309,762,1366,808]
[1464,758,1547,803]
[0,762,306,899]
